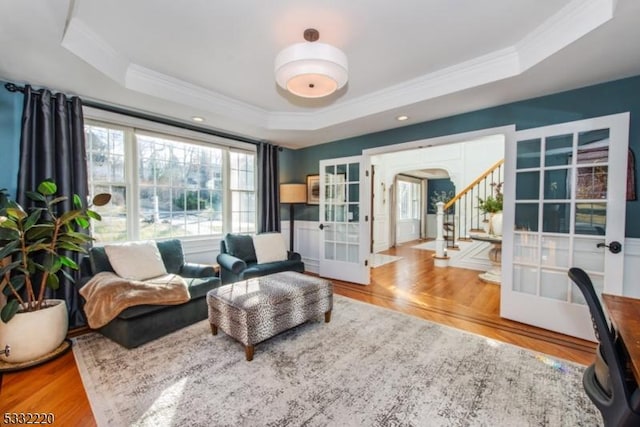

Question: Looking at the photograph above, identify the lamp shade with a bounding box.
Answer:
[280,183,307,204]
[275,37,348,98]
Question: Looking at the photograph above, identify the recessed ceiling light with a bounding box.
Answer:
[396,115,409,121]
[192,116,205,122]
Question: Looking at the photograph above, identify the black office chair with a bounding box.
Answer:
[568,267,640,427]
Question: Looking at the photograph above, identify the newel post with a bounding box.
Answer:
[434,202,449,267]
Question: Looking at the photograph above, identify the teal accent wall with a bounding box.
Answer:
[0,82,22,198]
[287,75,640,236]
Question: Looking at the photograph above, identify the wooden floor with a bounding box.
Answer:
[0,240,596,425]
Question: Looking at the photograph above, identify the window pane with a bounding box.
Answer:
[84,124,128,241]
[86,121,254,242]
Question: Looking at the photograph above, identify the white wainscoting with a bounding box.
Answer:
[181,237,221,265]
[282,220,321,274]
[183,232,640,298]
[396,219,420,244]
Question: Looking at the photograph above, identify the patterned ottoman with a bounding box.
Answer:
[206,271,333,361]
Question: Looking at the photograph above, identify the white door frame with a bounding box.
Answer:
[362,125,516,250]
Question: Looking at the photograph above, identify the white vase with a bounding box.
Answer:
[491,212,503,236]
[0,299,68,363]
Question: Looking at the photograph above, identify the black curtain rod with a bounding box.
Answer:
[4,82,269,148]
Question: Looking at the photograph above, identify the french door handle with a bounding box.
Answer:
[597,241,622,254]
[319,223,324,230]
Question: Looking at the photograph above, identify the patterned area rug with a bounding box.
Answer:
[73,296,600,426]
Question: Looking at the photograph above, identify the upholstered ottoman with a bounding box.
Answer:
[206,271,333,361]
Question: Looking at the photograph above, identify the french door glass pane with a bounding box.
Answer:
[540,269,569,301]
[541,235,569,267]
[573,237,605,272]
[513,265,537,294]
[545,134,573,167]
[516,138,541,169]
[514,233,539,263]
[542,203,570,233]
[515,171,540,199]
[544,169,571,199]
[575,203,606,235]
[515,203,539,232]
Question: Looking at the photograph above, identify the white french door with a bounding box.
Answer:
[501,113,629,341]
[318,156,370,284]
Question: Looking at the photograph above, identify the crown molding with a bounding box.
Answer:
[125,64,268,127]
[516,0,615,71]
[61,17,128,85]
[62,0,615,133]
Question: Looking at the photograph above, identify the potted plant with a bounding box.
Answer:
[478,182,503,236]
[0,180,110,363]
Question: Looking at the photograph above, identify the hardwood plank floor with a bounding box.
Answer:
[0,240,596,425]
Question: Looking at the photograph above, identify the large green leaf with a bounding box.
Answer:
[59,210,83,225]
[75,217,90,229]
[47,196,68,207]
[0,259,21,277]
[0,299,20,323]
[24,209,43,231]
[73,194,83,209]
[6,207,27,221]
[0,240,19,259]
[57,241,84,252]
[46,273,60,290]
[42,253,63,274]
[0,220,20,233]
[87,210,102,221]
[8,275,25,294]
[26,224,55,240]
[26,191,46,203]
[60,231,93,243]
[59,255,79,270]
[37,180,57,196]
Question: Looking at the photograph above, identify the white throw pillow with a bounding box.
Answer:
[252,233,288,264]
[104,240,167,280]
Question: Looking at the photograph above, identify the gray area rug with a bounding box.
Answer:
[73,295,600,426]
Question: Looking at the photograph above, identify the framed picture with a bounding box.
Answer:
[306,174,320,205]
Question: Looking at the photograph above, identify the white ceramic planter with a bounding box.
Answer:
[0,299,68,363]
[491,212,503,236]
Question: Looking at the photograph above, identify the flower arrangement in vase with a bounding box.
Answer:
[478,182,503,235]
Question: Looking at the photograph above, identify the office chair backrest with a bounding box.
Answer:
[568,267,640,426]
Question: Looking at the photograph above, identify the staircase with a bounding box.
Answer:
[442,159,504,246]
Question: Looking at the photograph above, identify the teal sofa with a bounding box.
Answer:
[79,239,221,348]
[216,233,305,284]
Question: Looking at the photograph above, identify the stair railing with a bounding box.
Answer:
[442,159,504,243]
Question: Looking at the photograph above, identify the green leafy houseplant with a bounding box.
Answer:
[0,180,110,322]
[478,182,503,214]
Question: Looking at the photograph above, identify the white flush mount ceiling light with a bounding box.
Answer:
[275,28,348,98]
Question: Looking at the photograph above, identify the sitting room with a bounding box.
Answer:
[2,1,640,426]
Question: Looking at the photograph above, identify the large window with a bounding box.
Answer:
[397,179,421,220]
[85,121,256,243]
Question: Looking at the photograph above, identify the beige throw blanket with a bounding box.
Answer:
[80,272,190,329]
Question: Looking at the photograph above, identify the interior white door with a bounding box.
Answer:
[319,156,370,284]
[501,113,629,341]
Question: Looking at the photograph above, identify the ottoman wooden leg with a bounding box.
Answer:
[245,345,255,361]
[325,310,332,323]
[210,323,218,335]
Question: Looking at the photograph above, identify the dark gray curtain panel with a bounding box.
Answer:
[17,85,89,328]
[257,142,280,232]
